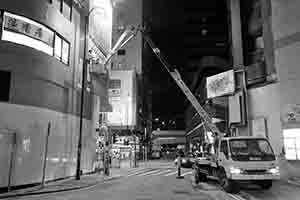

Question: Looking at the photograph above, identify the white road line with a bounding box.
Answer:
[227,193,246,200]
[138,169,161,176]
[127,169,153,177]
[181,171,193,176]
[151,169,172,176]
[164,171,178,176]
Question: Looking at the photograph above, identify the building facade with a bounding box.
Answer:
[0,0,111,188]
[228,0,300,163]
[109,0,144,133]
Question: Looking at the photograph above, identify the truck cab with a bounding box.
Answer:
[194,136,280,193]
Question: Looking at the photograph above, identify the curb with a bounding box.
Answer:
[0,175,122,199]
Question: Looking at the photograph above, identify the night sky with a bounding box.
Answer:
[144,0,228,130]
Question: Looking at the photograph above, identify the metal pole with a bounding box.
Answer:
[134,134,137,167]
[8,133,16,192]
[41,122,51,188]
[76,15,88,180]
[144,127,147,162]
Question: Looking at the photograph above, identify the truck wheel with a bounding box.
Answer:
[199,172,207,182]
[258,180,272,190]
[219,170,239,193]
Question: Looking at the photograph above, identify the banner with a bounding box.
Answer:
[206,70,235,99]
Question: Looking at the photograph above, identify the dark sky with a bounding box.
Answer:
[143,0,228,129]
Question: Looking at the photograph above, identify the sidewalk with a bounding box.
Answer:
[0,168,123,199]
[278,157,300,187]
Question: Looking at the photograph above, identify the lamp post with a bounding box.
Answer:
[76,7,104,180]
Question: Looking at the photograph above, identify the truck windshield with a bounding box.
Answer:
[229,139,275,161]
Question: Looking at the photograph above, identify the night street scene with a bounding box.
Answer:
[1,0,300,200]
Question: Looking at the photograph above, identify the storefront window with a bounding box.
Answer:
[283,129,300,160]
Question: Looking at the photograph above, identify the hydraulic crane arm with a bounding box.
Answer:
[105,26,222,137]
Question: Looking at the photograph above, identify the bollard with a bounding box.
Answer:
[176,156,184,179]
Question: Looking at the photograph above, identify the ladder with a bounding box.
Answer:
[107,26,222,137]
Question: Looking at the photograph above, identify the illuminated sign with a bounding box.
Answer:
[2,12,54,55]
[206,70,235,99]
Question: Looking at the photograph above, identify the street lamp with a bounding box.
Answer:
[76,6,107,180]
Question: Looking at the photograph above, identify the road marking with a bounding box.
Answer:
[151,169,172,176]
[138,169,161,176]
[127,169,153,177]
[227,193,246,200]
[181,171,193,176]
[164,171,178,176]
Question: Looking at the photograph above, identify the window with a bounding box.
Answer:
[1,11,55,56]
[54,34,70,65]
[54,34,62,59]
[220,141,228,158]
[0,70,11,102]
[62,0,72,21]
[51,0,72,21]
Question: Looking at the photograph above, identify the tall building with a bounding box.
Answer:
[0,0,112,187]
[228,0,300,163]
[108,0,144,136]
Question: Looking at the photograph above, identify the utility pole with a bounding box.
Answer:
[76,15,88,180]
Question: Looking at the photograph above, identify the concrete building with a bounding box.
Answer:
[109,0,145,133]
[0,0,112,188]
[227,0,300,165]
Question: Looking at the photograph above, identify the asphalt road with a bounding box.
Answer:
[7,160,300,200]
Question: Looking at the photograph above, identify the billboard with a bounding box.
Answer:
[107,70,137,127]
[206,70,235,99]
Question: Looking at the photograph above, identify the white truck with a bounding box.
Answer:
[193,136,280,193]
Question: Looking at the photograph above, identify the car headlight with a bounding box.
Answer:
[268,166,280,174]
[230,166,242,174]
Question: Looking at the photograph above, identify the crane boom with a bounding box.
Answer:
[106,26,222,137]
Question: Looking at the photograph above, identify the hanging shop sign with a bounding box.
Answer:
[3,12,54,47]
[206,69,235,99]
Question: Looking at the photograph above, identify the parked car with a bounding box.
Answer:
[151,151,161,159]
[174,152,194,168]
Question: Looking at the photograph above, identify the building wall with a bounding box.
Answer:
[0,0,106,187]
[247,83,282,155]
[232,0,300,156]
[111,0,143,74]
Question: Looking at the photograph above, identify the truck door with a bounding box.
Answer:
[219,140,229,166]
